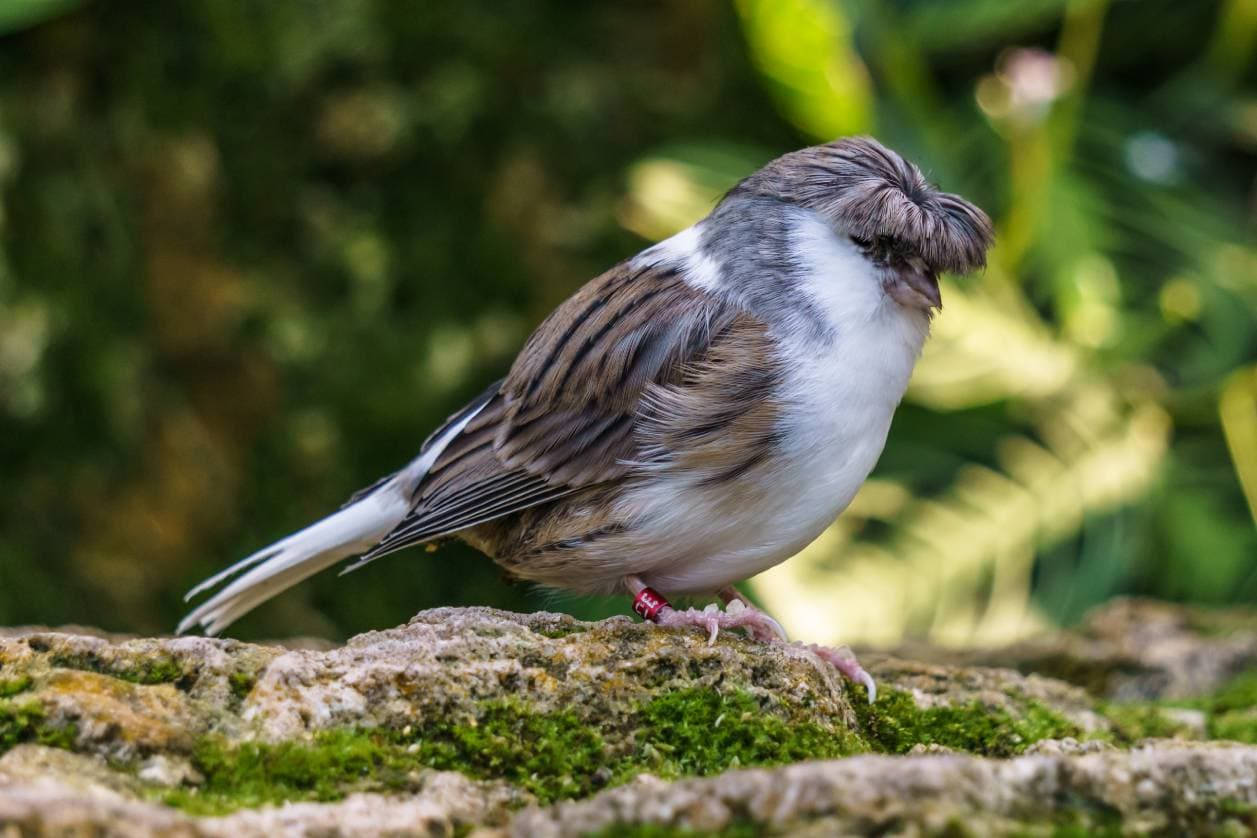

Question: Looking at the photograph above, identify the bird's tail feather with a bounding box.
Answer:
[177,487,407,636]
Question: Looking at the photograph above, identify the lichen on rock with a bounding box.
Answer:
[0,600,1254,835]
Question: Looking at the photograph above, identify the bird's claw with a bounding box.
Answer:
[634,584,877,701]
[655,600,789,646]
[801,643,877,703]
[860,670,878,704]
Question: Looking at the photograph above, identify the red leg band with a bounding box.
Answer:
[632,586,670,622]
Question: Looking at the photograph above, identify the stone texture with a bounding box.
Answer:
[864,655,1108,733]
[904,597,1257,702]
[0,599,1255,836]
[0,771,513,837]
[243,606,860,740]
[508,742,1257,836]
[1,607,860,758]
[3,743,1254,836]
[0,744,148,799]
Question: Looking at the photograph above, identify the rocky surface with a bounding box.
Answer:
[513,741,1257,836]
[897,596,1257,701]
[0,599,1254,836]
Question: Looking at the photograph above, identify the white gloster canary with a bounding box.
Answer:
[180,136,993,700]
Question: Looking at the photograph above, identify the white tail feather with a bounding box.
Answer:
[179,390,493,636]
[177,488,407,636]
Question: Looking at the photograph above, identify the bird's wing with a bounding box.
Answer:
[337,377,503,509]
[344,259,767,569]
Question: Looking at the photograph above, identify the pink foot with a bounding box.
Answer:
[799,643,877,703]
[625,576,877,702]
[717,586,789,643]
[654,600,786,645]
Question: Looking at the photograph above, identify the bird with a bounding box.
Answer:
[179,136,993,700]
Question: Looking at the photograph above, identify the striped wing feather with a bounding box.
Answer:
[348,260,746,566]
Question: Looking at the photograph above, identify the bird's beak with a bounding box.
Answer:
[886,261,941,311]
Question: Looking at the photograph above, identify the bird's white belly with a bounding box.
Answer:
[628,328,917,593]
[622,208,929,595]
[630,401,893,594]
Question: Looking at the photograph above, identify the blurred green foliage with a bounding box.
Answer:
[0,0,1252,642]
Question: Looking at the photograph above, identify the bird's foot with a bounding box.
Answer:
[623,576,876,702]
[715,586,789,642]
[654,598,788,645]
[796,643,877,703]
[718,587,876,701]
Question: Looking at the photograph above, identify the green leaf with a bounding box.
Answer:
[735,0,873,139]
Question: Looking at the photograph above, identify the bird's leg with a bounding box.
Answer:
[623,575,877,702]
[623,575,786,645]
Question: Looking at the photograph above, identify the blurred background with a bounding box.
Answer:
[0,0,1253,645]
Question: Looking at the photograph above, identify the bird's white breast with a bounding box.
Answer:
[627,211,929,594]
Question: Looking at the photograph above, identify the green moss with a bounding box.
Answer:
[128,658,188,686]
[1203,671,1257,713]
[161,687,863,814]
[1183,670,1257,743]
[163,700,605,813]
[228,671,257,702]
[1210,709,1257,743]
[408,699,606,802]
[852,687,1080,757]
[49,651,189,687]
[1029,809,1124,838]
[532,625,589,639]
[158,683,1108,815]
[157,683,1107,815]
[1099,702,1198,743]
[0,700,77,753]
[632,688,865,777]
[162,728,418,814]
[1099,669,1257,745]
[0,675,32,698]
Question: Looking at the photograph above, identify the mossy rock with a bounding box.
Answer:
[944,597,1257,702]
[0,603,1255,835]
[514,742,1257,836]
[0,607,869,814]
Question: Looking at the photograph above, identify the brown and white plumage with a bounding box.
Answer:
[348,261,761,567]
[179,136,992,637]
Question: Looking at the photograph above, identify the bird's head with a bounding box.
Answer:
[730,136,994,311]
